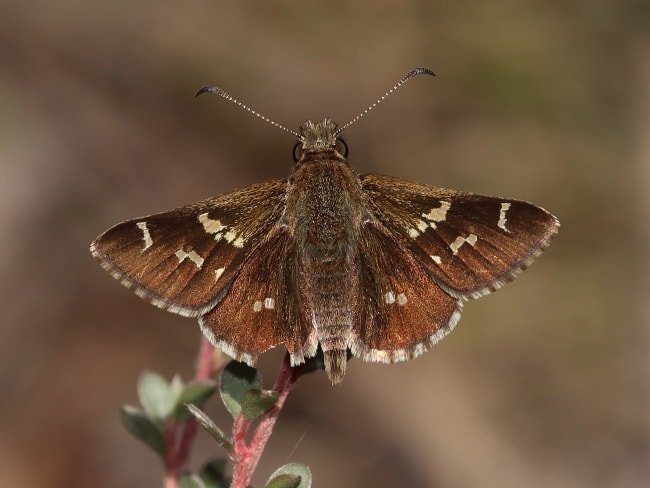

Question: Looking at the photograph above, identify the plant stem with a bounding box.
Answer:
[230,353,301,488]
[163,337,221,488]
[196,336,220,380]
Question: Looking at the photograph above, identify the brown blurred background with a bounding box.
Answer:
[1,0,648,486]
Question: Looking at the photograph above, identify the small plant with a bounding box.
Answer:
[121,337,314,488]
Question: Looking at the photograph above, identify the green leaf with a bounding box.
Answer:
[265,474,301,488]
[185,403,234,455]
[170,374,185,400]
[241,389,279,420]
[220,361,261,418]
[182,380,218,405]
[120,405,166,456]
[137,371,177,421]
[179,473,206,488]
[174,380,218,420]
[266,464,311,488]
[199,458,231,488]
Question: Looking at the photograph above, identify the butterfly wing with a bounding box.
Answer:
[352,221,463,363]
[360,174,559,299]
[90,179,287,317]
[199,226,315,368]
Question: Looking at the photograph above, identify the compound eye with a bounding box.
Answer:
[293,141,303,162]
[335,138,348,157]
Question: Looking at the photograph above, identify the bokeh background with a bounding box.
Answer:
[1,0,648,486]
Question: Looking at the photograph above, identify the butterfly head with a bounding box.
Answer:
[294,118,348,163]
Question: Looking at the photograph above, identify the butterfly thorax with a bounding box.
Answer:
[286,150,364,384]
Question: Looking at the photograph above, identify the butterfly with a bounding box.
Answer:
[90,68,559,384]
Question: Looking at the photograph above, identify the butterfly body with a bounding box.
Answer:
[288,122,365,382]
[91,77,559,385]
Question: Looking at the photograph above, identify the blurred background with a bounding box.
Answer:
[1,0,648,486]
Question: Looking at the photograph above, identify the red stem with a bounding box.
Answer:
[195,336,220,380]
[230,353,301,488]
[162,341,304,488]
[163,337,220,488]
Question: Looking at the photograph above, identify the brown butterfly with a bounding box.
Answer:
[90,68,559,384]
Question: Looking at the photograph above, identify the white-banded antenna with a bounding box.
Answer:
[196,67,434,139]
[195,86,300,138]
[335,67,435,135]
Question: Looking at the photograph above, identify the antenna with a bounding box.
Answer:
[195,67,435,139]
[335,67,435,135]
[195,85,300,138]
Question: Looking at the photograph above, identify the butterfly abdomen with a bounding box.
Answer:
[302,264,359,384]
[289,159,364,383]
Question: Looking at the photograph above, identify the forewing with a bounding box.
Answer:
[360,174,559,298]
[199,226,315,367]
[351,221,462,363]
[90,179,287,317]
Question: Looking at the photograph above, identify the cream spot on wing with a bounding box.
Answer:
[136,222,153,251]
[416,219,428,232]
[397,293,407,306]
[253,300,263,312]
[430,255,442,264]
[422,201,451,228]
[198,213,226,234]
[215,267,225,280]
[264,297,275,309]
[498,202,511,232]
[224,230,237,243]
[175,249,204,269]
[233,236,245,248]
[408,228,420,238]
[384,291,396,305]
[449,233,478,255]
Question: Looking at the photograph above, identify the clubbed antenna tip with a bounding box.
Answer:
[195,85,299,138]
[336,67,436,135]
